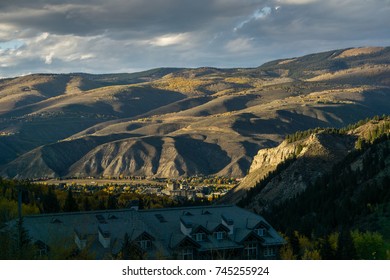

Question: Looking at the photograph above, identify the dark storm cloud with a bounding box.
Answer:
[0,0,389,77]
[0,0,259,37]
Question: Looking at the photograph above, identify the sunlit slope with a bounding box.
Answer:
[1,47,389,178]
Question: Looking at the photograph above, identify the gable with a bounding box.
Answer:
[213,223,230,233]
[253,221,270,230]
[132,230,155,242]
[171,236,201,250]
[241,231,265,243]
[192,225,210,235]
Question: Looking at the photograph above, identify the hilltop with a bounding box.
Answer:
[1,46,390,179]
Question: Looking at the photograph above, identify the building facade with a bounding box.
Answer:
[16,205,285,259]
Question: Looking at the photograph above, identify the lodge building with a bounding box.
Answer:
[15,205,285,259]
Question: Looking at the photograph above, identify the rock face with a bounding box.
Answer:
[220,141,298,204]
[66,136,232,178]
[221,132,356,208]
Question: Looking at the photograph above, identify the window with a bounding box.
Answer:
[264,246,276,257]
[139,240,151,250]
[193,233,205,242]
[37,248,47,257]
[256,228,265,237]
[214,231,225,240]
[245,242,258,259]
[180,248,193,260]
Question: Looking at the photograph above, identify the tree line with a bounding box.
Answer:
[263,131,390,259]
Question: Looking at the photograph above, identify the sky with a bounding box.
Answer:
[0,0,390,77]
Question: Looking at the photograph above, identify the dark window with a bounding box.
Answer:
[139,240,151,250]
[264,246,276,257]
[245,242,258,259]
[256,228,266,237]
[179,248,193,260]
[214,231,226,240]
[192,233,205,242]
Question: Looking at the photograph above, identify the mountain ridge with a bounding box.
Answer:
[1,46,390,179]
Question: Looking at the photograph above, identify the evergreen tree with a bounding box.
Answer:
[0,229,11,259]
[83,197,91,211]
[42,188,60,213]
[107,194,118,210]
[138,197,144,210]
[320,236,335,260]
[97,198,106,210]
[16,218,33,259]
[0,218,34,259]
[336,230,356,260]
[289,231,301,258]
[63,189,79,212]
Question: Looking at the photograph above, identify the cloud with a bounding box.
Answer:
[44,52,54,64]
[35,32,49,43]
[225,37,254,53]
[234,7,273,31]
[149,33,189,47]
[276,0,319,4]
[1,32,105,69]
[0,0,389,77]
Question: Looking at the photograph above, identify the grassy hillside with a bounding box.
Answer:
[1,47,390,179]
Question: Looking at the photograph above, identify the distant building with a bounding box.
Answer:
[12,205,285,260]
[166,182,180,191]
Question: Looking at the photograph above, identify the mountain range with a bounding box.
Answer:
[1,46,389,179]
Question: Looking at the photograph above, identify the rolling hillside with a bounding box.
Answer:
[1,47,390,179]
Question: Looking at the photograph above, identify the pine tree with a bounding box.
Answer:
[83,197,91,211]
[320,236,335,259]
[107,194,118,210]
[63,189,79,212]
[97,198,106,210]
[336,230,356,260]
[0,218,35,259]
[42,187,60,213]
[16,218,33,259]
[289,231,301,258]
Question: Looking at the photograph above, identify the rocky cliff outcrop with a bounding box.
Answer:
[221,132,356,208]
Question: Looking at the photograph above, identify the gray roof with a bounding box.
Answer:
[139,205,285,251]
[14,205,285,259]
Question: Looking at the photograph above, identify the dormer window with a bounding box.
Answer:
[253,221,270,237]
[215,231,226,240]
[192,233,205,242]
[139,240,151,250]
[256,228,266,237]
